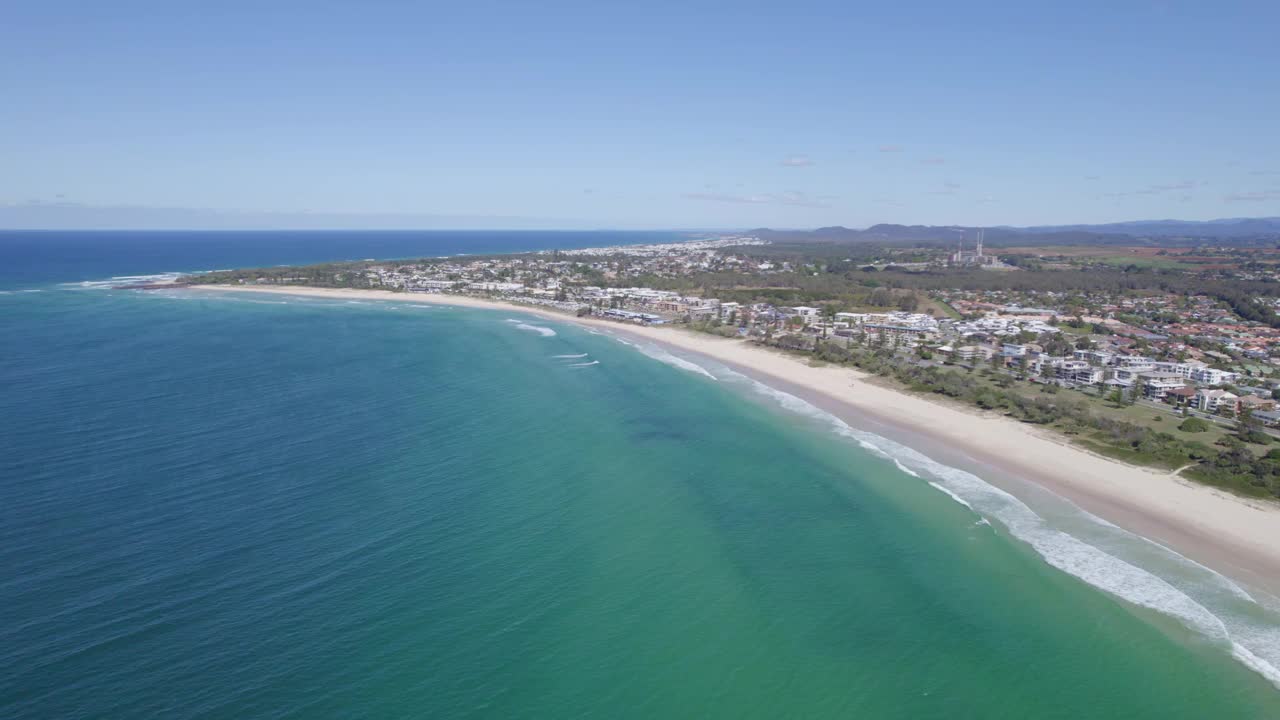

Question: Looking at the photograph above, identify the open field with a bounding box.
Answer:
[1000,245,1244,270]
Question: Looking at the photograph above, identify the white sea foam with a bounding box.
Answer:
[1235,644,1280,688]
[504,319,557,337]
[553,353,589,359]
[111,274,178,281]
[623,342,717,380]
[64,271,185,290]
[928,481,975,509]
[708,364,1280,688]
[893,458,921,478]
[568,360,600,368]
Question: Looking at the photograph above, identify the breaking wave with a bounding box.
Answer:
[504,319,556,337]
[616,338,716,380]
[609,340,1280,689]
[553,353,589,359]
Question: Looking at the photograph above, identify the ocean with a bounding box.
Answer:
[2,231,1279,718]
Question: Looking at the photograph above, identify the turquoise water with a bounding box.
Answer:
[3,239,1280,717]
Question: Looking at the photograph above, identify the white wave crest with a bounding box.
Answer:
[893,458,921,478]
[928,481,975,509]
[717,366,1280,688]
[625,342,717,380]
[568,360,600,368]
[504,319,556,337]
[553,353,589,359]
[110,274,180,281]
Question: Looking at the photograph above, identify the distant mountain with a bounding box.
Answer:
[749,217,1280,246]
[1023,217,1280,239]
[750,225,1138,247]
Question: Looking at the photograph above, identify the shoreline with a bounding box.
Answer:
[185,284,1280,596]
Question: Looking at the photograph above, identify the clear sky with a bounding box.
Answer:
[3,0,1279,229]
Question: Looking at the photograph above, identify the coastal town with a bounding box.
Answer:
[183,231,1280,500]
[193,234,1280,426]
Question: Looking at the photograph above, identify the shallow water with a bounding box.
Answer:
[3,232,1280,718]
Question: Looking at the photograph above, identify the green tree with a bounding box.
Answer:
[1179,417,1210,433]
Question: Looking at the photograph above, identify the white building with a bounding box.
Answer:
[1138,372,1187,400]
[789,306,821,324]
[1197,388,1239,413]
[1058,360,1103,385]
[467,281,525,293]
[1115,355,1156,368]
[1073,349,1114,366]
[1191,367,1241,386]
[1150,360,1208,379]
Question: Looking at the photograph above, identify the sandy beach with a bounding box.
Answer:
[189,284,1280,595]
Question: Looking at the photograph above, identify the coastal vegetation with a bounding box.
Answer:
[738,332,1280,500]
[182,238,1280,502]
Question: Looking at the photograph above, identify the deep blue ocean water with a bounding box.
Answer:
[0,230,685,288]
[3,231,1280,718]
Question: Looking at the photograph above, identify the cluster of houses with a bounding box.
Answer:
[344,245,1280,423]
[932,342,1277,418]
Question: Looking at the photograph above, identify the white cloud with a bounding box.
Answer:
[1224,190,1280,203]
[781,155,814,167]
[1105,180,1201,198]
[682,190,832,208]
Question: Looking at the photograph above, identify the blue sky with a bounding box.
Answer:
[3,0,1279,229]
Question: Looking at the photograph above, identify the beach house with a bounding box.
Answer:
[1197,388,1239,414]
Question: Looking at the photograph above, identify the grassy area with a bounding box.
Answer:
[1183,467,1276,499]
[1103,402,1276,456]
[1093,255,1188,271]
[926,297,962,319]
[783,341,1280,499]
[929,365,1272,458]
[1074,436,1185,470]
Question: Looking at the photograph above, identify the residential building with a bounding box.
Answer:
[1191,367,1241,386]
[1137,371,1186,401]
[1164,386,1198,408]
[1237,395,1277,416]
[1053,360,1104,385]
[1250,410,1280,428]
[1073,349,1114,366]
[1197,388,1239,414]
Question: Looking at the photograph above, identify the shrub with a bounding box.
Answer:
[1179,417,1210,433]
[1241,430,1273,445]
